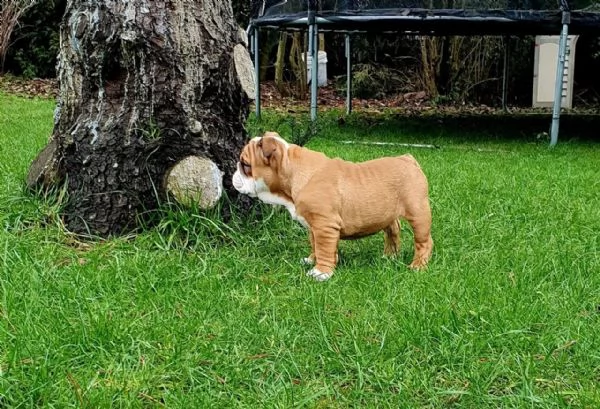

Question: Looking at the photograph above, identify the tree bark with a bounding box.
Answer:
[288,32,307,100]
[274,32,288,96]
[27,0,254,237]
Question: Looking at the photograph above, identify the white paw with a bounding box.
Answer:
[306,267,332,282]
[301,257,315,265]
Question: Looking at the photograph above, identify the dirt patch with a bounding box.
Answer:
[259,81,434,114]
[0,75,57,99]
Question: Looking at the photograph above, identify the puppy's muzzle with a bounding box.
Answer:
[232,163,258,197]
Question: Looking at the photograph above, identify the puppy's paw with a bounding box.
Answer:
[301,256,315,266]
[408,260,428,270]
[306,267,332,282]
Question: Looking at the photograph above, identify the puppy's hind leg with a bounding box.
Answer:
[383,219,401,258]
[406,210,433,270]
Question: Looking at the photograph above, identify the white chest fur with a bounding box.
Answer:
[256,180,308,228]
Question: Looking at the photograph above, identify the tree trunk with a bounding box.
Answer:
[288,32,307,100]
[437,36,452,96]
[274,32,288,96]
[27,0,254,237]
[420,37,439,98]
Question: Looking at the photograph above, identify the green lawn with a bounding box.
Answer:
[1,93,599,407]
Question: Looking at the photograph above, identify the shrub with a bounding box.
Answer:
[3,0,65,78]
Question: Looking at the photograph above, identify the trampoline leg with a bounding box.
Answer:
[550,23,569,147]
[254,26,261,120]
[346,33,352,115]
[502,36,510,112]
[308,24,314,57]
[310,24,318,122]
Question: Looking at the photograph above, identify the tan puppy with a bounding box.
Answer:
[232,132,433,281]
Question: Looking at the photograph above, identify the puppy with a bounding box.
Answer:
[232,132,433,281]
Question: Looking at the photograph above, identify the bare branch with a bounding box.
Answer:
[0,0,39,72]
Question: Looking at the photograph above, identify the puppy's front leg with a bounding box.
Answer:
[383,219,401,257]
[301,229,316,266]
[301,230,340,267]
[307,225,340,281]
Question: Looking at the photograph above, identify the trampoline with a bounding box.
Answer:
[248,0,600,145]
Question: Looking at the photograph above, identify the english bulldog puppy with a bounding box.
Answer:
[232,132,433,281]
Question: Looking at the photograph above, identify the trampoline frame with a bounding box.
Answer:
[249,0,588,146]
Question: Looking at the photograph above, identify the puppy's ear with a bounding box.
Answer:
[258,136,278,166]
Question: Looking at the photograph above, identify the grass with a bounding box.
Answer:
[1,92,600,408]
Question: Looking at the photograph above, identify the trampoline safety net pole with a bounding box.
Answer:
[254,26,261,120]
[309,10,318,122]
[550,10,570,147]
[346,33,352,115]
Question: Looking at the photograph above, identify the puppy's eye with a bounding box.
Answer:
[241,162,252,176]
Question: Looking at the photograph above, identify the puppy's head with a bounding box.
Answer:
[232,132,290,198]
